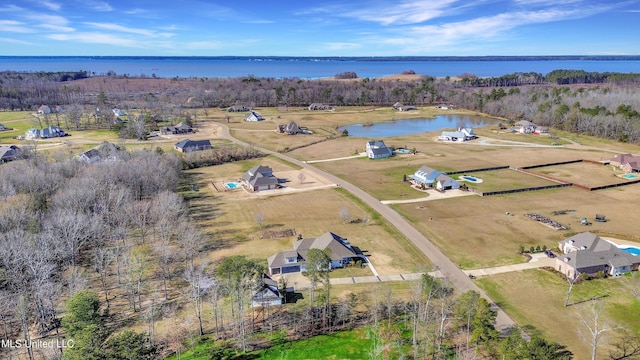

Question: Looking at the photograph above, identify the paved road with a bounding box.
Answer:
[216,123,517,332]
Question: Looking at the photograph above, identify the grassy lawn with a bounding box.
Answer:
[165,327,374,360]
[183,157,430,275]
[394,183,640,269]
[476,269,640,360]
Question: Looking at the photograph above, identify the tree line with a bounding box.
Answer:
[4,69,640,145]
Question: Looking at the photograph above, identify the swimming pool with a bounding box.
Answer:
[224,182,240,189]
[458,175,484,183]
[623,173,638,179]
[621,247,640,256]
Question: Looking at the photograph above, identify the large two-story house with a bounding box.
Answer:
[556,232,640,279]
[366,140,393,159]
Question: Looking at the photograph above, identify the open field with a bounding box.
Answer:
[183,157,431,276]
[214,106,482,156]
[395,184,640,269]
[529,161,633,188]
[477,269,640,360]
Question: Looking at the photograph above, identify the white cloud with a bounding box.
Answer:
[78,0,112,12]
[0,36,36,45]
[0,20,35,33]
[83,22,158,37]
[324,42,361,51]
[347,0,459,25]
[46,32,141,47]
[40,1,61,11]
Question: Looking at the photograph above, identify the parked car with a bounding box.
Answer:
[545,250,556,258]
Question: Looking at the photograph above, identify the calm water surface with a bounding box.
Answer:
[2,57,640,78]
[337,114,498,137]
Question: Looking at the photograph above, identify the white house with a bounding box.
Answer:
[366,140,393,159]
[245,111,265,122]
[410,165,460,190]
[439,128,477,142]
[515,120,537,134]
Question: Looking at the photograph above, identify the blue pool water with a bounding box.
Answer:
[621,247,640,256]
[462,176,478,181]
[225,182,239,189]
[623,173,638,179]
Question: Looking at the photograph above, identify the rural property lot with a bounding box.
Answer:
[183,158,431,276]
[526,160,633,188]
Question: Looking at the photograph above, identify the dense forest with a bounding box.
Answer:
[2,69,640,143]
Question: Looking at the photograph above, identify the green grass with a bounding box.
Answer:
[164,328,374,360]
[475,269,640,359]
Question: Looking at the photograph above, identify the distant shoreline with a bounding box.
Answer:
[2,55,640,61]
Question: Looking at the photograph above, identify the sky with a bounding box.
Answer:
[1,0,639,56]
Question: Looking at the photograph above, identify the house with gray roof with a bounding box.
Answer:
[228,105,252,112]
[267,232,361,275]
[0,145,19,163]
[245,111,265,122]
[174,139,212,153]
[242,165,279,191]
[277,121,303,135]
[366,140,393,159]
[252,274,284,307]
[555,232,640,279]
[410,165,460,190]
[160,122,193,135]
[308,103,332,111]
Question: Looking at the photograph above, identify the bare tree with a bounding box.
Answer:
[297,172,306,184]
[184,262,215,336]
[577,299,611,360]
[340,207,350,224]
[565,273,581,307]
[254,212,266,229]
[92,247,113,307]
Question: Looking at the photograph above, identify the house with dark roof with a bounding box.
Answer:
[0,145,19,163]
[245,111,265,122]
[410,165,460,190]
[277,122,303,135]
[267,232,361,275]
[78,142,123,163]
[174,139,212,153]
[366,140,393,159]
[160,122,193,135]
[242,165,279,191]
[392,102,418,111]
[252,274,285,307]
[555,232,640,279]
[228,105,252,112]
[24,126,66,140]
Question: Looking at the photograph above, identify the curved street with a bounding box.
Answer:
[214,123,517,332]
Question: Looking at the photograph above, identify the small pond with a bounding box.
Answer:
[337,114,498,138]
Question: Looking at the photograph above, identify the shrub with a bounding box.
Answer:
[335,71,358,79]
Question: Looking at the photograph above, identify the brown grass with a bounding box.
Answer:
[184,158,430,275]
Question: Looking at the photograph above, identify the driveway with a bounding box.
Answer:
[214,122,518,332]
